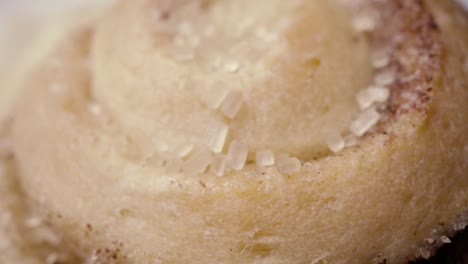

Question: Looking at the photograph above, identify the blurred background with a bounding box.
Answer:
[0,0,466,263]
[0,0,113,117]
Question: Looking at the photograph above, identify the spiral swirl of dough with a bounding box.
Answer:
[8,0,468,263]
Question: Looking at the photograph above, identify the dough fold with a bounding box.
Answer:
[5,0,468,263]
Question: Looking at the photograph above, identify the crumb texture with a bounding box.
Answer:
[4,0,468,263]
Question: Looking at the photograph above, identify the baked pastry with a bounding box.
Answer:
[1,0,467,263]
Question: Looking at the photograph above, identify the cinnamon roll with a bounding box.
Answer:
[1,0,467,263]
